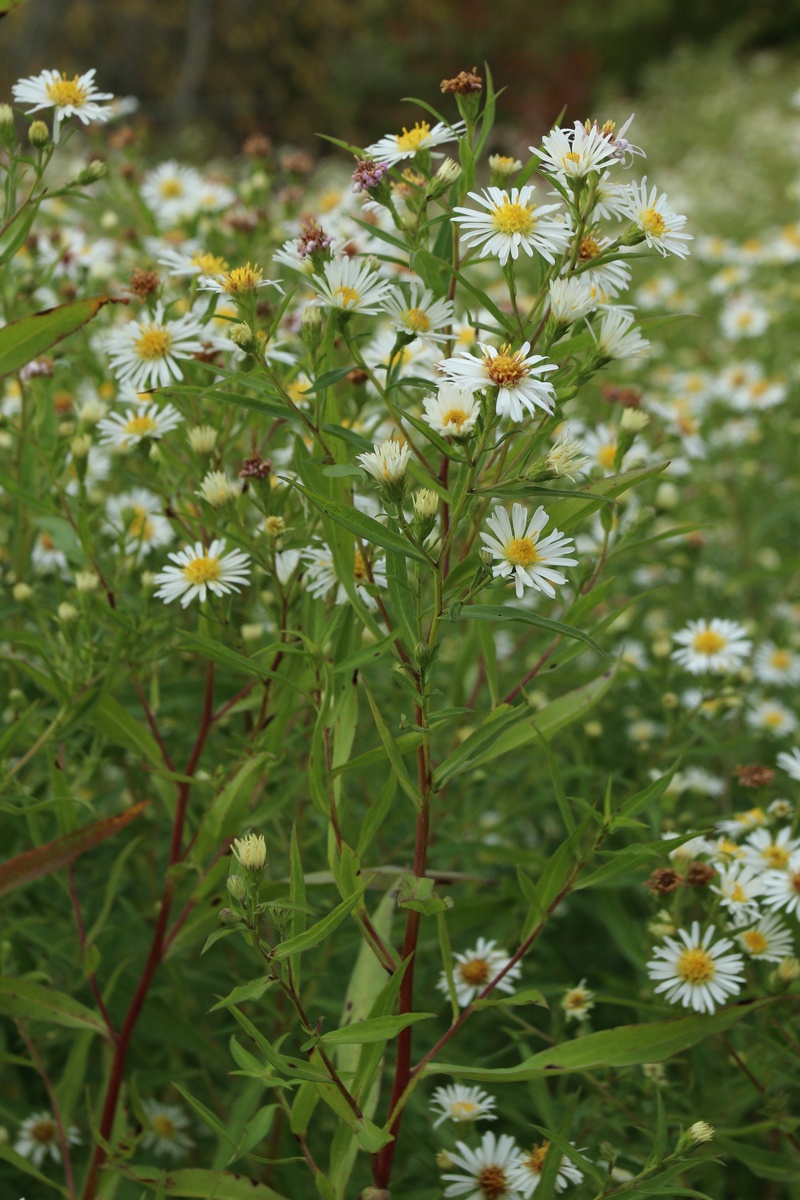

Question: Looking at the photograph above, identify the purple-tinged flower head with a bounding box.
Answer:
[297,217,333,260]
[352,157,391,194]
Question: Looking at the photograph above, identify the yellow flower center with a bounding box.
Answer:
[191,250,228,274]
[31,1118,58,1144]
[404,307,431,332]
[477,1165,508,1198]
[735,809,764,827]
[451,1100,479,1119]
[395,121,431,153]
[492,155,518,172]
[692,629,727,656]
[791,872,800,894]
[458,958,491,986]
[676,947,715,985]
[128,507,154,540]
[598,443,617,470]
[485,345,528,388]
[491,199,536,236]
[761,844,789,869]
[222,263,263,293]
[354,550,367,582]
[579,235,601,260]
[333,285,360,308]
[45,73,89,107]
[643,207,666,236]
[135,326,172,361]
[505,536,539,567]
[736,312,753,329]
[160,179,184,198]
[730,884,747,903]
[770,649,791,669]
[762,709,786,729]
[564,151,582,164]
[152,1114,177,1139]
[39,532,56,550]
[182,555,222,585]
[443,407,470,431]
[742,931,767,954]
[523,1143,550,1175]
[123,414,158,437]
[565,990,589,1010]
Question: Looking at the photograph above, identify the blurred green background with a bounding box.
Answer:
[1,0,799,154]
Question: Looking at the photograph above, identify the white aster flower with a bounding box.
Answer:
[777,748,800,781]
[619,178,692,258]
[591,307,650,360]
[509,1140,585,1197]
[754,643,800,686]
[716,808,768,840]
[747,699,798,738]
[382,284,455,342]
[561,979,595,1021]
[141,161,205,225]
[198,179,237,212]
[311,256,392,315]
[422,384,481,438]
[710,864,765,926]
[438,937,523,1007]
[683,767,725,797]
[97,402,183,449]
[157,242,228,278]
[365,118,465,167]
[532,120,620,181]
[737,912,794,962]
[105,302,205,389]
[647,921,745,1013]
[548,276,597,326]
[31,531,69,577]
[481,503,577,600]
[301,542,386,607]
[573,231,632,299]
[196,470,243,508]
[762,852,800,916]
[274,549,301,586]
[430,1084,497,1129]
[153,539,251,608]
[14,1110,80,1167]
[439,342,556,422]
[742,827,800,874]
[198,262,283,297]
[104,488,173,557]
[671,618,752,675]
[357,437,410,485]
[141,1099,194,1159]
[594,171,632,220]
[442,1130,523,1199]
[719,293,770,341]
[545,431,588,480]
[664,833,713,863]
[452,186,570,266]
[12,68,113,142]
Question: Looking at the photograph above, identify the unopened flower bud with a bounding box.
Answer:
[218,907,241,926]
[241,623,263,642]
[300,303,324,353]
[229,322,258,353]
[75,570,100,593]
[0,104,14,145]
[75,159,107,186]
[687,1121,714,1145]
[489,154,522,185]
[70,433,92,459]
[12,582,33,602]
[232,831,267,872]
[620,408,649,433]
[188,425,218,454]
[426,158,462,199]
[265,515,285,538]
[57,601,79,623]
[413,488,438,519]
[775,956,800,983]
[656,482,679,510]
[28,120,50,148]
[227,873,247,901]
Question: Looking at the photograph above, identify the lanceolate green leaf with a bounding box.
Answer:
[0,295,118,378]
[448,604,607,657]
[270,889,364,961]
[317,1012,435,1046]
[115,1166,290,1199]
[544,462,669,533]
[0,978,109,1036]
[292,481,430,564]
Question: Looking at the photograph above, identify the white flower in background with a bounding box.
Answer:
[509,1140,585,1197]
[31,531,69,577]
[709,264,750,295]
[141,161,205,224]
[357,437,410,485]
[636,274,679,311]
[438,937,522,1007]
[141,1099,194,1159]
[592,308,651,360]
[383,284,455,342]
[754,643,800,686]
[762,853,800,916]
[747,699,798,738]
[196,470,243,508]
[422,384,480,438]
[439,342,556,422]
[769,799,793,819]
[619,178,692,258]
[430,1084,497,1129]
[545,431,588,479]
[311,256,392,315]
[105,488,173,557]
[561,979,595,1021]
[365,118,465,166]
[157,242,229,278]
[664,833,713,862]
[12,67,113,141]
[197,179,237,213]
[737,913,794,962]
[105,303,205,389]
[647,922,745,1013]
[363,327,439,386]
[671,618,751,675]
[734,374,786,413]
[301,543,386,607]
[97,403,183,449]
[594,171,632,220]
[532,120,620,181]
[743,827,800,874]
[580,422,643,475]
[710,864,765,926]
[14,1110,80,1167]
[719,293,770,340]
[481,503,577,600]
[777,748,800,781]
[274,549,301,586]
[451,186,570,265]
[683,767,725,797]
[153,539,251,607]
[548,276,597,325]
[716,808,768,839]
[187,424,219,454]
[442,1131,523,1199]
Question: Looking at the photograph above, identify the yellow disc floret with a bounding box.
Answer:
[135,326,172,361]
[485,345,528,388]
[123,414,158,438]
[692,629,727,656]
[505,537,539,567]
[395,121,431,153]
[491,199,536,236]
[676,947,715,985]
[46,73,89,107]
[182,555,222,585]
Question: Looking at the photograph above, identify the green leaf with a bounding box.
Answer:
[0,978,108,1036]
[449,604,607,657]
[545,462,669,533]
[232,1104,278,1162]
[431,998,773,1082]
[270,889,364,962]
[209,977,274,1013]
[0,801,148,897]
[362,681,424,807]
[115,1166,290,1199]
[472,987,549,1010]
[716,1138,800,1183]
[90,695,163,766]
[317,1012,434,1047]
[193,753,271,864]
[170,1083,236,1146]
[433,703,534,789]
[0,296,116,377]
[0,1142,68,1194]
[292,481,430,564]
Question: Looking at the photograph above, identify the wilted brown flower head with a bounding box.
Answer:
[733,763,776,788]
[440,67,483,95]
[602,383,643,409]
[644,868,682,895]
[686,861,717,887]
[239,455,272,480]
[128,269,160,300]
[243,131,273,159]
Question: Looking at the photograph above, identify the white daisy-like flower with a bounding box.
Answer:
[544,431,588,480]
[719,293,770,341]
[105,303,205,390]
[710,864,765,926]
[594,171,632,220]
[716,808,768,840]
[357,437,410,485]
[709,836,747,866]
[197,179,237,213]
[747,699,798,738]
[198,262,283,297]
[97,402,183,449]
[742,827,800,874]
[105,488,173,557]
[31,531,69,577]
[572,231,632,299]
[157,243,229,278]
[769,799,794,820]
[301,542,386,608]
[735,375,786,413]
[451,186,570,266]
[141,161,205,225]
[548,276,597,326]
[591,308,650,360]
[365,118,465,167]
[14,1110,80,1167]
[671,618,752,675]
[618,178,692,258]
[561,979,595,1021]
[647,921,745,1014]
[442,1130,523,1199]
[737,912,794,962]
[438,937,523,1008]
[580,422,639,475]
[430,1084,497,1129]
[196,470,243,508]
[508,1140,585,1197]
[422,384,481,439]
[650,396,705,459]
[481,503,577,600]
[777,748,800,781]
[153,539,251,608]
[382,284,455,343]
[274,548,301,586]
[664,833,713,863]
[683,767,725,797]
[439,342,556,422]
[12,68,113,142]
[754,643,800,686]
[762,852,800,916]
[141,1099,194,1160]
[310,256,392,315]
[532,120,620,181]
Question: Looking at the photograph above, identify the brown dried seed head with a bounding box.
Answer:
[601,383,642,408]
[644,868,682,894]
[440,67,483,95]
[239,455,272,480]
[128,269,161,300]
[243,131,273,158]
[686,861,717,887]
[733,763,776,788]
